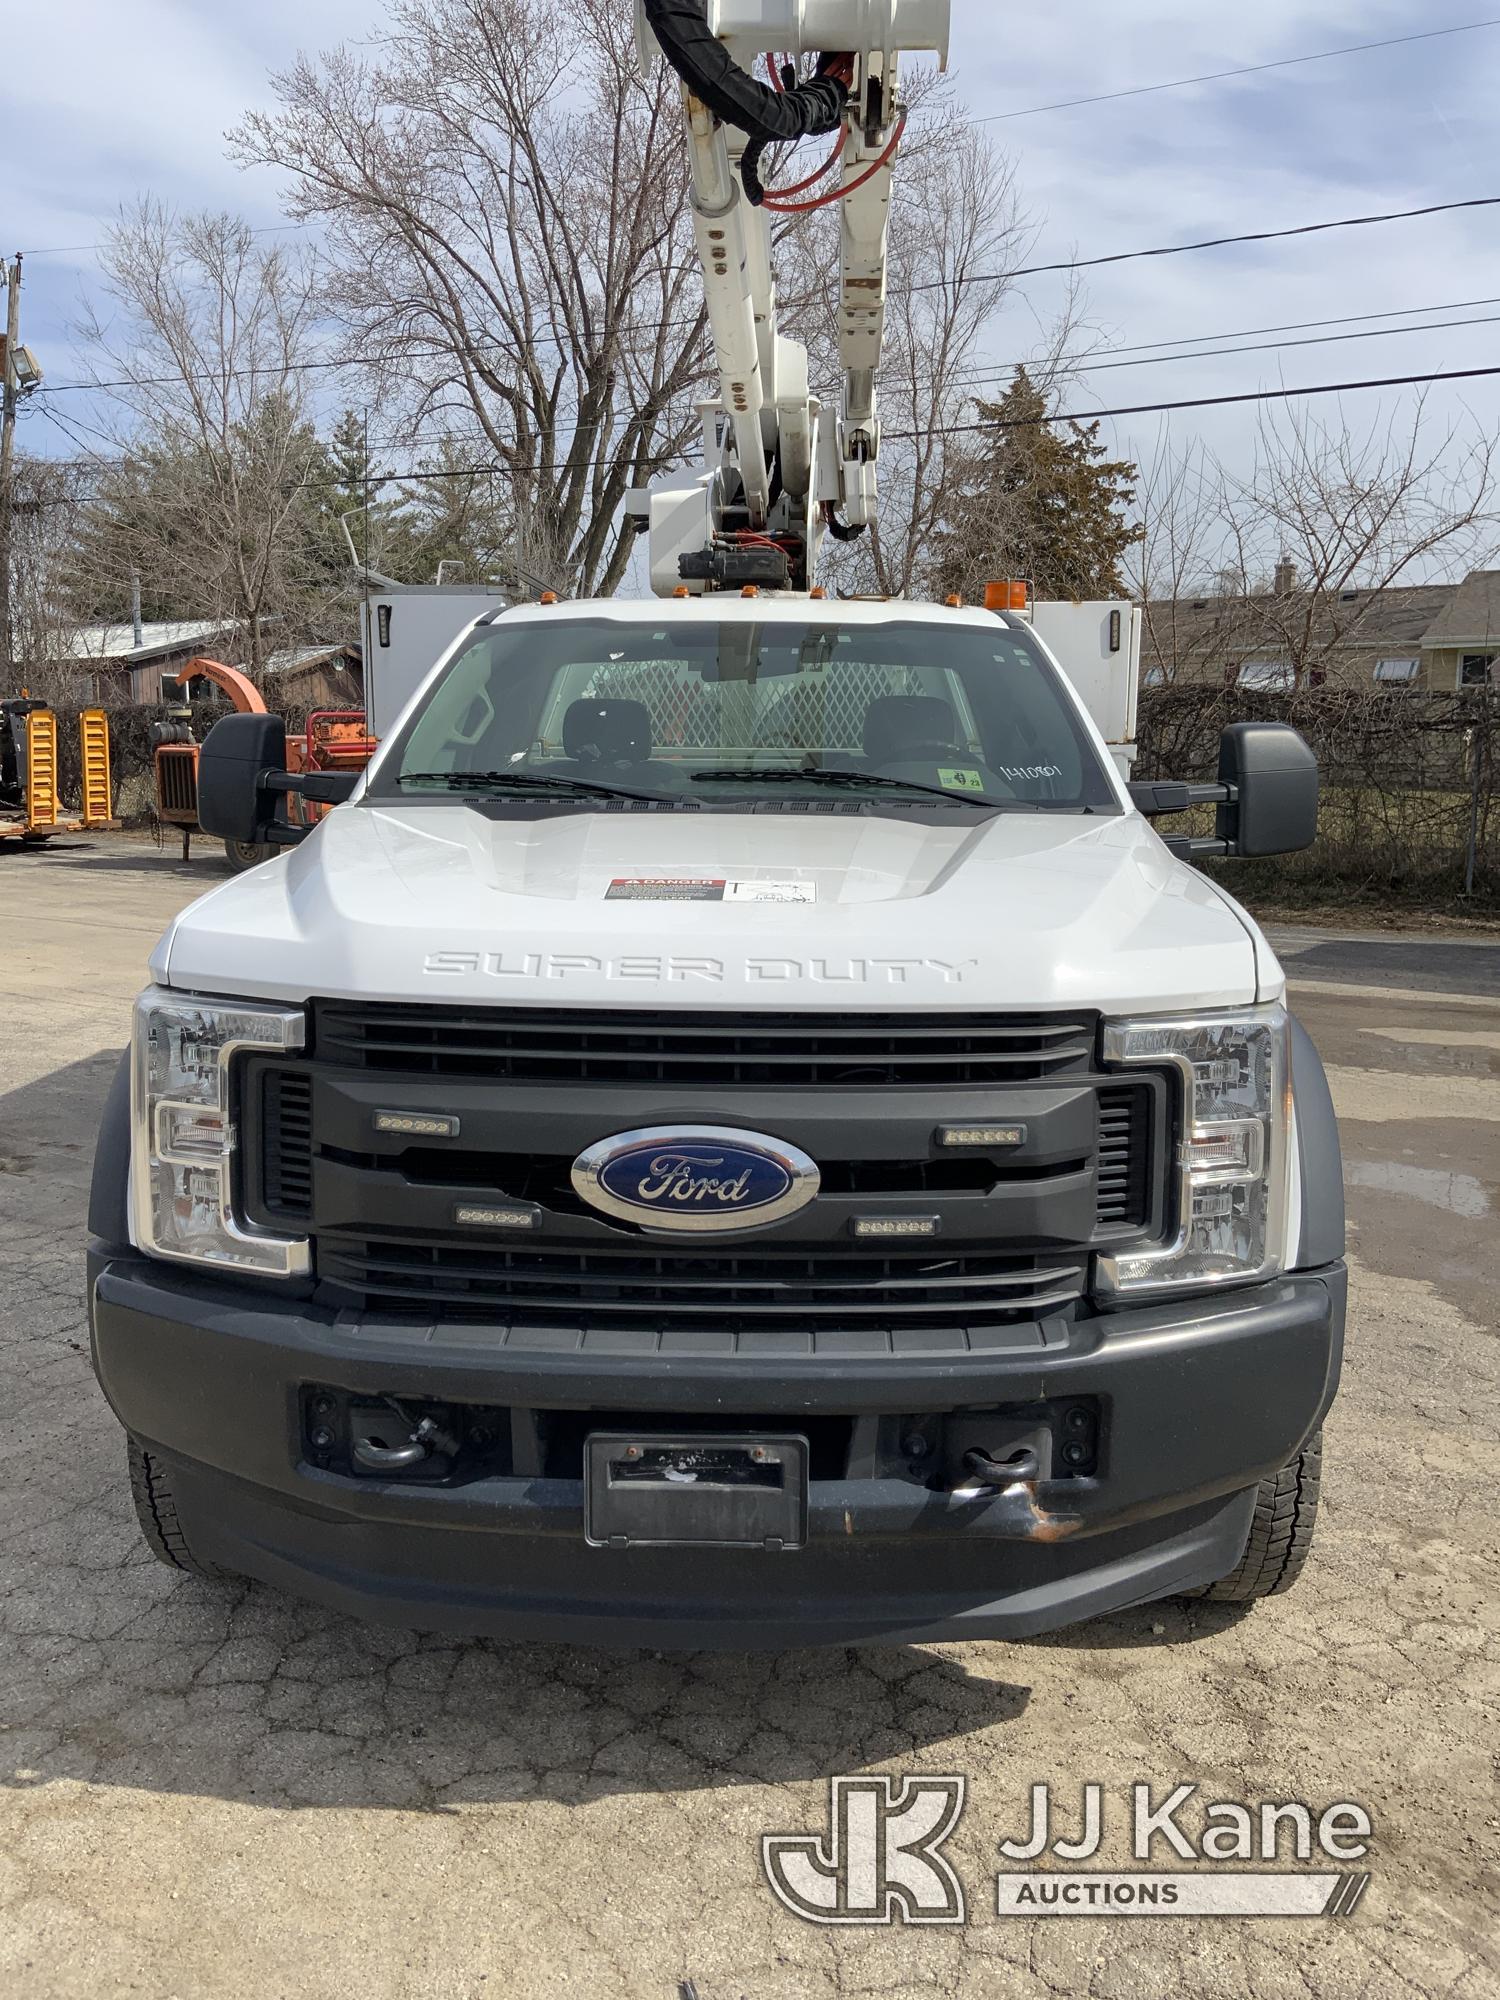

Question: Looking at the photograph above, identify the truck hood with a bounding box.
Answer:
[155,803,1278,1012]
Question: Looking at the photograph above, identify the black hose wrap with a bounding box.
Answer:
[642,0,850,160]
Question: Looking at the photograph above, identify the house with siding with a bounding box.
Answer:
[1416,571,1500,690]
[1141,566,1500,692]
[38,625,362,711]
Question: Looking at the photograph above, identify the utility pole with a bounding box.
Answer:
[0,253,22,670]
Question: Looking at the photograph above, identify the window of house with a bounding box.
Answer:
[1459,654,1496,688]
[1236,660,1296,692]
[1374,658,1420,685]
[159,673,179,703]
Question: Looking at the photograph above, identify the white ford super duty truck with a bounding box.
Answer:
[86,591,1344,1645]
[84,0,1343,1644]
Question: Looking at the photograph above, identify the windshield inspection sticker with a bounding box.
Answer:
[939,768,986,793]
[606,879,817,904]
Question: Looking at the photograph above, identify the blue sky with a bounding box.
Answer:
[6,0,1500,502]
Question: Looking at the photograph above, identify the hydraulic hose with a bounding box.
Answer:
[643,0,851,204]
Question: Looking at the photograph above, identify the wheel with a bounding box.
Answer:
[1184,1433,1322,1603]
[127,1438,230,1580]
[222,837,276,872]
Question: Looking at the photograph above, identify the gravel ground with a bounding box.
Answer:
[1,836,1496,2000]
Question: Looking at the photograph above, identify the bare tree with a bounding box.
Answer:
[0,454,93,696]
[1136,400,1499,688]
[1129,431,1221,684]
[1217,399,1497,685]
[237,3,1057,600]
[235,0,713,598]
[784,104,1033,600]
[74,202,327,677]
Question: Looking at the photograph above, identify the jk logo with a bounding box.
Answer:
[761,1776,967,1926]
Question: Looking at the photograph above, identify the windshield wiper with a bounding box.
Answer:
[398,770,674,805]
[690,768,1033,810]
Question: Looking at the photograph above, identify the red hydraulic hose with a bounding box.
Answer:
[759,128,848,202]
[768,114,912,215]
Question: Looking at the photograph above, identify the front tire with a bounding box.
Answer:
[127,1438,230,1581]
[1186,1434,1322,1603]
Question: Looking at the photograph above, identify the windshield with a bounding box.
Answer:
[373,617,1119,812]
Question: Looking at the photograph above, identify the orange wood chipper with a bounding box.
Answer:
[0,700,119,844]
[154,658,375,870]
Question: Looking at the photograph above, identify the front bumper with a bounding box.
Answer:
[88,1249,1345,1647]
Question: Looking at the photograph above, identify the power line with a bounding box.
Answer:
[28,359,1500,509]
[18,220,314,261]
[219,294,1500,454]
[918,194,1500,296]
[886,365,1500,442]
[1033,294,1500,360]
[29,194,1500,403]
[966,17,1500,124]
[947,308,1500,394]
[351,306,1500,450]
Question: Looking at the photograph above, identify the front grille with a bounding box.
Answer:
[1096,1083,1152,1230]
[316,1238,1087,1329]
[260,1069,313,1220]
[312,1003,1096,1087]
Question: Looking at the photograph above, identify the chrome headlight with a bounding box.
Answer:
[1096,1004,1291,1298]
[129,986,310,1277]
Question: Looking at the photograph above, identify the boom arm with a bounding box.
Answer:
[635,0,949,596]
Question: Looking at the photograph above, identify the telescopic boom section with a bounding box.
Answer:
[633,0,950,597]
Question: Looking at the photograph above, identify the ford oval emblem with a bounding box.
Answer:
[571,1127,820,1235]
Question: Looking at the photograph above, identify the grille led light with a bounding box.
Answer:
[939,1124,1027,1149]
[376,1111,461,1138]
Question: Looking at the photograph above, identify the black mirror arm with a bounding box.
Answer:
[1159,834,1234,863]
[262,770,360,806]
[1129,780,1239,817]
[239,767,359,847]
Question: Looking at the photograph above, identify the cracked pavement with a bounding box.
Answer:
[2,838,1497,2000]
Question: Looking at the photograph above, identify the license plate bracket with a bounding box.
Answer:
[584,1433,809,1551]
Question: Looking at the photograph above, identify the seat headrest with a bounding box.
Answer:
[862,694,959,765]
[563,699,654,765]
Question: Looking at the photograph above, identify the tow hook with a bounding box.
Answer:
[963,1447,1041,1487]
[352,1409,459,1473]
[353,1432,431,1472]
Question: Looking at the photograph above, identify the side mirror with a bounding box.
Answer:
[1216,722,1320,857]
[198,714,288,843]
[1132,722,1319,863]
[198,713,360,846]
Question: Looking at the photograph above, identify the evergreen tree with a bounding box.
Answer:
[383,444,515,586]
[935,367,1142,602]
[306,408,399,586]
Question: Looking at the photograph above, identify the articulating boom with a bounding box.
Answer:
[633,0,950,596]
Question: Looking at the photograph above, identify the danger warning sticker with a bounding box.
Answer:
[606,879,817,904]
